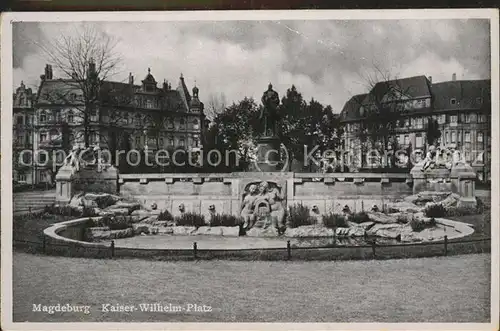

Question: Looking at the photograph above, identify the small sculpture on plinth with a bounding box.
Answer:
[260,83,280,138]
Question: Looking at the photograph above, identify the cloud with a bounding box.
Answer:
[13,19,490,112]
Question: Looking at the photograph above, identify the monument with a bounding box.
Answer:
[255,83,282,172]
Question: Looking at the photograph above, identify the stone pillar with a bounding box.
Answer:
[55,165,75,204]
[450,163,477,208]
[410,163,426,195]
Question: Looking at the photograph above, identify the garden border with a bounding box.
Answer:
[13,216,489,261]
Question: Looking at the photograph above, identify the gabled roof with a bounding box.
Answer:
[430,79,490,111]
[36,79,83,105]
[340,93,368,121]
[368,75,432,104]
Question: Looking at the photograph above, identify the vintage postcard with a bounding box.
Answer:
[1,9,499,331]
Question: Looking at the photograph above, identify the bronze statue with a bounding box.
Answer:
[260,83,280,137]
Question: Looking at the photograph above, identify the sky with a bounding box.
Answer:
[13,19,491,113]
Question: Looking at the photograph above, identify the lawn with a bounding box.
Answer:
[12,252,490,323]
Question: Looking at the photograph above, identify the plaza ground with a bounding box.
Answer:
[13,252,490,322]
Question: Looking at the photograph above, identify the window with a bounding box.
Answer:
[464,113,470,124]
[168,138,174,147]
[415,117,423,129]
[159,138,164,147]
[445,131,449,144]
[16,135,24,145]
[450,115,458,124]
[478,114,487,123]
[90,110,98,122]
[477,132,484,143]
[397,135,402,145]
[16,116,23,125]
[18,173,27,182]
[40,112,47,123]
[416,134,423,148]
[404,118,410,127]
[465,131,471,143]
[39,153,47,163]
[180,118,186,128]
[193,118,199,129]
[27,115,32,125]
[450,98,457,105]
[437,114,446,124]
[179,138,185,147]
[40,132,47,142]
[404,135,409,145]
[68,113,74,123]
[135,136,141,147]
[464,151,470,162]
[123,113,129,125]
[193,138,199,147]
[167,119,174,129]
[450,131,456,143]
[146,99,152,109]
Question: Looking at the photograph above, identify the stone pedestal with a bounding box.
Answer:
[410,164,452,195]
[255,136,281,172]
[450,163,477,208]
[55,165,75,204]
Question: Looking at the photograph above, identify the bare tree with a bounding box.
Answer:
[350,65,412,169]
[205,92,227,121]
[36,25,123,148]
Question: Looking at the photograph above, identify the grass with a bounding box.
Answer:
[12,252,490,323]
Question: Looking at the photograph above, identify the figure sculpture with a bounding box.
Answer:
[260,83,280,137]
[240,181,286,233]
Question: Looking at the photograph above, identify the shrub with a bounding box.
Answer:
[175,212,206,228]
[158,209,174,222]
[93,195,117,209]
[82,206,97,217]
[322,213,347,228]
[347,211,371,224]
[210,213,242,227]
[287,203,315,228]
[424,203,446,218]
[396,214,410,224]
[410,217,436,232]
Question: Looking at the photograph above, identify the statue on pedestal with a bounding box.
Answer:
[260,83,280,138]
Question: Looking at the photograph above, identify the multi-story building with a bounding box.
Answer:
[340,74,491,182]
[14,63,207,184]
[13,81,36,184]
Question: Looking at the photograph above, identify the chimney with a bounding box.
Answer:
[452,73,456,81]
[428,76,432,84]
[163,79,169,91]
[128,72,134,85]
[44,64,53,80]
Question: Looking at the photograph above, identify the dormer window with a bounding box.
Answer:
[476,97,483,105]
[450,98,457,106]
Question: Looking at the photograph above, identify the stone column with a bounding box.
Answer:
[410,163,426,195]
[450,163,477,208]
[55,165,75,204]
[255,136,281,172]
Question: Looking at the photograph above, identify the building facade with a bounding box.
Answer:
[13,63,207,184]
[340,74,491,182]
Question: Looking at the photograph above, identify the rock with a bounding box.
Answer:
[440,193,460,208]
[152,221,169,227]
[221,226,240,237]
[105,208,130,216]
[196,226,224,236]
[347,226,366,237]
[69,195,84,208]
[358,221,375,230]
[142,216,159,224]
[284,226,334,237]
[129,214,148,223]
[112,201,141,213]
[111,228,134,239]
[132,223,150,235]
[172,226,197,235]
[149,227,159,235]
[84,193,121,209]
[366,223,402,239]
[82,199,98,208]
[404,191,452,206]
[158,227,174,235]
[386,201,422,213]
[367,212,398,224]
[246,226,280,237]
[131,209,154,218]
